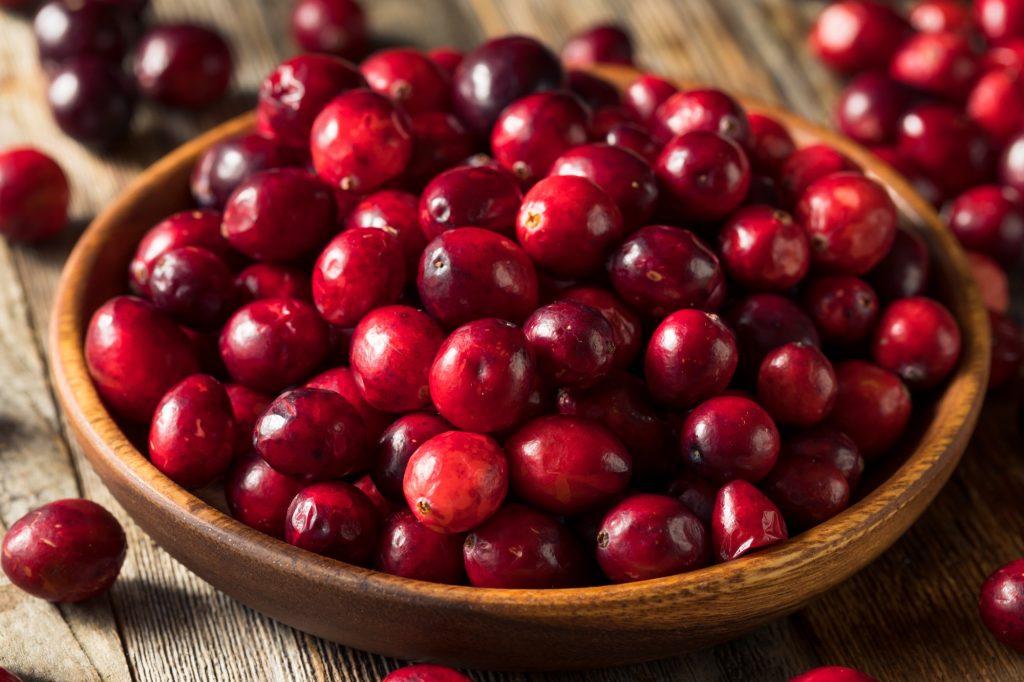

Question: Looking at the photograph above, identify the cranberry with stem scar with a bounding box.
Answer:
[360,48,449,114]
[344,190,426,279]
[653,88,751,148]
[718,205,810,292]
[491,91,590,185]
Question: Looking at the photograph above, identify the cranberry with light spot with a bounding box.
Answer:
[656,130,751,222]
[313,227,407,327]
[418,165,522,240]
[680,396,780,484]
[872,297,961,388]
[376,508,465,584]
[285,481,377,565]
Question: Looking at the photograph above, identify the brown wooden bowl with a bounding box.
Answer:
[49,65,990,671]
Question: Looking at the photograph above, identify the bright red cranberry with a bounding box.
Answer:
[782,426,864,489]
[757,343,837,427]
[726,293,821,377]
[491,91,589,185]
[867,227,931,301]
[946,185,1024,266]
[344,189,425,278]
[827,360,912,459]
[889,31,978,101]
[789,667,878,682]
[1000,130,1024,194]
[835,73,912,147]
[645,309,737,409]
[0,147,69,242]
[405,111,477,190]
[989,311,1023,389]
[404,431,508,533]
[569,73,622,111]
[375,508,465,584]
[133,24,232,108]
[418,165,522,240]
[524,302,616,389]
[609,224,724,317]
[809,0,909,73]
[224,454,304,538]
[361,48,449,114]
[304,366,391,440]
[33,0,129,66]
[800,275,880,347]
[653,89,751,148]
[712,479,788,562]
[429,318,535,433]
[897,104,994,196]
[1,499,126,603]
[910,0,974,32]
[680,396,780,484]
[556,287,642,369]
[224,383,270,456]
[777,144,859,208]
[872,296,961,388]
[383,664,471,682]
[129,210,230,296]
[291,0,367,60]
[285,481,377,565]
[656,131,750,222]
[623,74,677,126]
[219,298,329,393]
[235,264,311,304]
[718,205,810,291]
[763,457,850,528]
[312,227,406,327]
[976,0,1024,42]
[350,306,444,413]
[746,113,795,174]
[561,23,633,68]
[371,412,451,504]
[664,470,717,525]
[980,559,1024,651]
[148,246,237,330]
[190,133,301,209]
[48,55,136,148]
[452,35,564,136]
[428,47,463,76]
[352,473,396,522]
[417,227,538,328]
[967,69,1024,144]
[967,252,1010,313]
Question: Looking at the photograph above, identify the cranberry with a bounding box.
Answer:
[129,210,230,296]
[910,0,974,33]
[48,55,136,148]
[967,69,1024,144]
[747,113,795,174]
[1000,130,1024,194]
[1,499,126,603]
[344,190,425,277]
[835,73,912,147]
[897,104,994,196]
[148,246,237,330]
[282,481,377,565]
[827,360,912,459]
[225,383,270,456]
[763,457,850,529]
[872,297,961,388]
[219,298,329,392]
[653,89,751,148]
[980,558,1024,651]
[452,35,564,136]
[428,47,463,76]
[382,664,471,682]
[800,275,880,347]
[33,0,128,66]
[867,227,931,301]
[656,131,751,222]
[946,185,1024,266]
[224,454,304,538]
[757,342,837,427]
[418,227,538,328]
[777,144,859,208]
[291,0,367,60]
[665,470,717,525]
[352,473,396,522]
[235,263,311,304]
[361,48,449,114]
[568,72,622,111]
[869,146,945,207]
[782,426,864,489]
[429,318,535,433]
[556,287,642,369]
[788,667,878,682]
[313,227,406,327]
[376,508,465,584]
[133,24,232,108]
[623,74,677,126]
[680,396,780,484]
[982,37,1024,72]
[419,165,522,240]
[561,23,633,68]
[726,293,821,377]
[712,479,788,562]
[976,0,1024,42]
[405,112,477,190]
[305,366,391,440]
[989,311,1023,389]
[719,205,810,291]
[609,224,723,317]
[523,302,616,388]
[967,251,1010,313]
[190,133,301,209]
[491,91,589,185]
[0,669,21,682]
[404,431,508,533]
[372,412,451,504]
[889,31,978,101]
[809,0,909,73]
[0,147,69,242]
[645,309,737,408]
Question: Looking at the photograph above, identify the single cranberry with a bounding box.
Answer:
[1,499,126,603]
[428,47,463,76]
[835,73,912,147]
[371,412,452,504]
[645,309,737,408]
[291,0,367,60]
[726,293,821,377]
[225,383,270,456]
[48,55,136,148]
[623,74,677,126]
[490,91,589,185]
[133,24,232,108]
[0,147,69,242]
[867,227,931,301]
[680,396,780,484]
[375,508,465,584]
[606,123,660,164]
[129,210,230,296]
[976,0,1024,42]
[718,205,810,292]
[429,318,535,433]
[419,165,522,240]
[982,37,1024,72]
[417,227,538,328]
[746,113,795,174]
[360,48,449,114]
[148,246,237,330]
[344,189,425,277]
[312,227,406,327]
[809,0,909,73]
[946,185,1024,266]
[889,31,978,101]
[757,343,837,427]
[872,296,961,388]
[910,0,974,33]
[556,287,642,370]
[609,224,723,317]
[524,302,616,389]
[763,457,850,528]
[989,311,1023,389]
[782,426,864,489]
[665,470,717,525]
[1000,130,1024,194]
[967,69,1024,144]
[191,133,301,209]
[561,23,633,68]
[827,360,912,459]
[405,111,477,190]
[980,559,1024,651]
[967,251,1010,313]
[382,664,471,682]
[869,146,945,207]
[712,479,788,562]
[33,0,129,66]
[800,275,880,347]
[304,366,391,440]
[776,144,860,208]
[219,298,329,393]
[897,104,994,196]
[284,481,377,566]
[235,264,311,304]
[656,131,751,222]
[404,431,508,533]
[224,454,304,538]
[568,72,622,110]
[788,667,878,682]
[353,473,397,522]
[452,35,564,136]
[653,89,751,148]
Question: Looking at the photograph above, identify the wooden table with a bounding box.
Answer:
[1,0,1022,679]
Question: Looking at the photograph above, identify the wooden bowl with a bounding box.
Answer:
[49,66,990,671]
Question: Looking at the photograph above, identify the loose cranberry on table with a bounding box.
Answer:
[556,287,642,370]
[800,275,880,348]
[418,165,522,240]
[48,55,136,148]
[375,508,465,584]
[980,558,1024,651]
[523,302,616,389]
[945,185,1024,267]
[726,293,821,377]
[235,263,312,303]
[757,343,837,427]
[148,246,238,330]
[781,426,864,491]
[835,72,912,147]
[827,360,912,459]
[776,144,859,208]
[561,23,634,68]
[989,311,1023,389]
[872,297,961,388]
[284,481,377,565]
[313,227,407,327]
[224,383,271,456]
[718,205,810,291]
[305,366,392,441]
[291,0,366,59]
[0,147,69,242]
[491,91,589,185]
[808,0,909,73]
[645,309,737,409]
[680,396,780,484]
[967,251,1011,314]
[345,190,425,277]
[133,24,232,109]
[129,209,230,296]
[382,664,471,682]
[1,499,126,603]
[652,88,752,148]
[33,0,129,66]
[225,454,305,539]
[656,130,751,222]
[897,104,994,197]
[788,666,878,682]
[763,457,851,529]
[712,479,788,562]
[867,227,931,302]
[371,413,451,505]
[191,133,302,209]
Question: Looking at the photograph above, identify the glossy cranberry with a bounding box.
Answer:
[405,112,477,190]
[129,210,229,296]
[568,72,622,111]
[452,35,564,136]
[726,293,821,377]
[746,113,795,174]
[235,264,311,304]
[382,664,471,682]
[360,48,449,114]
[809,0,909,73]
[712,479,788,562]
[0,147,69,242]
[967,69,1024,144]
[371,412,451,504]
[835,73,912,147]
[219,298,329,392]
[342,190,423,276]
[33,0,128,66]
[418,227,538,328]
[789,667,878,682]
[867,227,931,301]
[872,296,961,388]
[313,227,406,327]
[680,396,780,484]
[777,144,859,209]
[523,302,616,388]
[284,481,377,566]
[664,470,717,525]
[757,342,837,427]
[419,165,522,240]
[429,318,535,433]
[148,246,237,330]
[375,508,465,583]
[428,47,463,76]
[782,426,864,489]
[763,457,850,528]
[869,146,945,207]
[889,31,978,101]
[224,383,270,456]
[291,0,367,60]
[48,55,136,148]
[653,89,751,148]
[719,206,810,291]
[656,131,751,222]
[910,0,973,33]
[556,287,642,370]
[224,454,304,538]
[967,252,1010,313]
[561,23,633,68]
[897,104,994,196]
[946,185,1024,266]
[980,558,1024,651]
[305,366,391,440]
[623,74,677,126]
[989,311,1023,389]
[827,360,912,459]
[977,0,1024,41]
[490,91,589,185]
[190,133,301,209]
[644,309,737,409]
[609,224,723,317]
[1,499,126,603]
[352,473,397,522]
[133,24,232,108]
[801,275,880,347]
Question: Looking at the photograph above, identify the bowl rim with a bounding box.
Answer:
[49,66,991,621]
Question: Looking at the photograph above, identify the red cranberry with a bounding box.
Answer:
[980,558,1024,651]
[561,23,633,68]
[623,74,677,126]
[645,309,737,408]
[763,457,850,528]
[946,185,1024,266]
[556,286,642,370]
[609,224,723,317]
[827,360,912,459]
[190,133,302,209]
[429,318,535,433]
[800,275,880,347]
[383,665,471,682]
[491,91,589,185]
[569,73,622,111]
[867,227,931,301]
[757,343,837,427]
[452,35,564,136]
[428,47,463,76]
[360,48,449,114]
[148,246,237,330]
[870,146,945,207]
[129,210,230,296]
[0,669,21,682]
[352,473,396,522]
[712,479,788,562]
[48,55,136,148]
[889,31,978,101]
[344,189,425,278]
[967,251,1010,313]
[982,37,1024,72]
[897,104,994,196]
[788,666,878,682]
[224,454,304,538]
[235,263,311,304]
[747,113,795,174]
[835,73,912,147]
[133,24,232,108]
[0,147,69,242]
[404,431,508,533]
[219,298,329,393]
[719,205,810,291]
[653,89,751,148]
[524,302,616,388]
[680,396,780,484]
[596,493,708,583]
[375,508,465,584]
[372,412,451,504]
[656,131,751,222]
[305,367,391,440]
[989,311,1023,389]
[417,227,538,328]
[726,293,821,377]
[782,426,864,489]
[285,481,377,565]
[1000,130,1024,194]
[967,69,1024,144]
[291,0,367,60]
[777,144,859,209]
[405,112,477,190]
[419,165,522,240]
[976,0,1024,42]
[809,0,909,73]
[910,0,974,33]
[312,227,406,327]
[1,499,126,603]
[33,0,129,66]
[872,297,961,388]
[225,383,270,456]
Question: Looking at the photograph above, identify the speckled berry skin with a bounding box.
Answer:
[0,147,69,242]
[556,287,642,370]
[313,227,407,327]
[284,481,378,565]
[979,559,1024,652]
[1,499,126,603]
[868,228,930,301]
[382,664,472,682]
[372,413,452,504]
[225,454,305,539]
[645,309,737,409]
[872,297,961,388]
[680,396,780,484]
[788,666,878,682]
[418,165,523,240]
[344,190,426,279]
[375,508,466,584]
[225,384,271,456]
[129,209,231,297]
[655,130,751,222]
[827,360,912,459]
[360,48,449,114]
[305,367,392,441]
[653,88,752,148]
[712,479,788,562]
[491,91,590,185]
[524,302,617,389]
[801,275,880,348]
[782,426,864,490]
[403,431,509,534]
[763,457,851,528]
[718,205,810,292]
[777,144,859,208]
[757,343,837,427]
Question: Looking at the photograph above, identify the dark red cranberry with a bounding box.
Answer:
[556,287,642,370]
[404,431,508,533]
[224,383,270,456]
[33,0,128,66]
[757,343,837,427]
[835,72,912,147]
[872,296,961,388]
[305,367,391,440]
[712,479,788,562]
[596,493,708,583]
[946,185,1024,266]
[653,89,751,148]
[133,24,232,108]
[889,31,978,101]
[801,275,880,347]
[967,252,1009,313]
[609,224,724,317]
[219,298,329,393]
[561,23,633,67]
[361,48,449,114]
[977,0,1024,41]
[376,508,465,584]
[680,396,780,484]
[291,0,367,60]
[48,55,136,148]
[312,227,406,327]
[746,113,795,174]
[665,470,718,525]
[656,131,751,222]
[129,210,230,296]
[524,302,616,389]
[568,72,622,110]
[763,457,850,528]
[607,122,660,164]
[418,227,538,328]
[1,499,125,603]
[148,246,237,330]
[719,205,810,292]
[827,360,912,459]
[645,309,737,408]
[726,293,821,377]
[405,111,477,190]
[867,227,931,301]
[382,665,471,682]
[967,69,1024,144]
[989,311,1022,389]
[452,35,564,136]
[418,165,522,240]
[623,74,677,126]
[344,190,425,278]
[85,296,198,422]
[224,454,304,538]
[777,144,859,208]
[0,147,69,242]
[235,263,311,304]
[809,0,909,73]
[897,104,994,196]
[191,133,301,209]
[285,481,377,565]
[429,318,535,433]
[788,666,878,682]
[1000,130,1024,194]
[491,91,589,185]
[428,47,463,76]
[371,412,451,504]
[782,426,864,489]
[910,0,975,33]
[980,559,1024,651]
